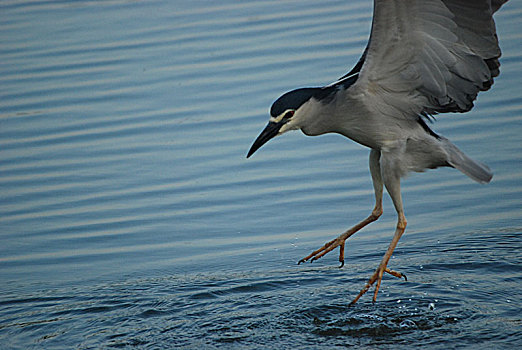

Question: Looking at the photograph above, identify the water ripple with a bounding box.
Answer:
[1,0,521,348]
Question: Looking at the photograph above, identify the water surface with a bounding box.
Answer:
[1,0,521,348]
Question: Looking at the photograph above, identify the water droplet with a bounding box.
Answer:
[419,265,423,270]
[400,319,417,329]
[428,302,435,310]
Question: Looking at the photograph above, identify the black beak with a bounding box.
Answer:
[246,121,282,158]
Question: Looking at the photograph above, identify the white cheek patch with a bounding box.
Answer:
[278,123,290,134]
[279,120,299,134]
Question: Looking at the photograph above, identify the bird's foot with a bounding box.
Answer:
[297,211,382,267]
[298,235,346,267]
[349,264,407,305]
[385,268,407,281]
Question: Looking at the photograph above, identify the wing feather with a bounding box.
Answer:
[351,0,507,120]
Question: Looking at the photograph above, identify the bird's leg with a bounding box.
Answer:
[350,162,407,305]
[298,150,383,266]
[297,207,383,266]
[350,217,407,304]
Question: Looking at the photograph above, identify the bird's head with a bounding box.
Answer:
[247,88,320,158]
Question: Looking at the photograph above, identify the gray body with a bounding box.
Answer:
[298,89,491,183]
[247,0,507,303]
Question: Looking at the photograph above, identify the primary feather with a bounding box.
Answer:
[353,0,507,118]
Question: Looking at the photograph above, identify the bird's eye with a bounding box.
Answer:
[282,110,294,120]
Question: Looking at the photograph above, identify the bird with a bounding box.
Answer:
[246,0,510,304]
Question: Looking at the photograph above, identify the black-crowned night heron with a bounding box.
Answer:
[247,0,509,304]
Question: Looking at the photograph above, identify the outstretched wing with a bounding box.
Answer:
[351,0,508,120]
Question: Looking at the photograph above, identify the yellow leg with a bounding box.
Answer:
[350,219,407,305]
[350,152,407,305]
[350,217,406,305]
[298,150,385,267]
[298,207,382,266]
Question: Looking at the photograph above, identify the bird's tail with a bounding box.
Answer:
[441,138,493,184]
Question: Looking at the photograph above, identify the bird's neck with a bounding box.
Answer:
[298,97,336,136]
[299,93,383,149]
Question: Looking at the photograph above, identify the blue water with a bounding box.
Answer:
[1,1,521,348]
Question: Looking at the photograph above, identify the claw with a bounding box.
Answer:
[339,260,345,268]
[296,211,384,271]
[384,267,407,281]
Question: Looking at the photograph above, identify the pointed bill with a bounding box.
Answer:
[246,121,282,158]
